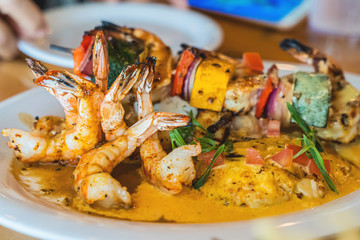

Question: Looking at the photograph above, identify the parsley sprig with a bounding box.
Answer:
[169,111,233,189]
[287,103,337,193]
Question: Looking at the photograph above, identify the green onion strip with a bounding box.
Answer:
[287,102,337,193]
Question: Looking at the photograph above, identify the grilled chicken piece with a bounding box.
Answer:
[224,74,266,114]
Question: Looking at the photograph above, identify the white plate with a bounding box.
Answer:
[17,2,223,69]
[0,62,360,240]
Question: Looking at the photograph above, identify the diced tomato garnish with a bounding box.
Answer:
[267,120,281,137]
[172,49,195,96]
[246,148,264,165]
[285,144,311,166]
[198,150,225,168]
[271,149,293,168]
[243,52,264,72]
[309,159,331,175]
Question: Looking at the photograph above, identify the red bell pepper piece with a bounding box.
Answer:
[172,49,195,96]
[73,34,94,75]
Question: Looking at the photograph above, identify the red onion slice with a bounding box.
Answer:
[79,36,95,77]
[182,57,202,100]
[268,77,294,125]
[266,87,278,118]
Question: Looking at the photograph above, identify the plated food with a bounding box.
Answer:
[2,23,360,223]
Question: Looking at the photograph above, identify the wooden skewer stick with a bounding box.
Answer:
[50,44,74,54]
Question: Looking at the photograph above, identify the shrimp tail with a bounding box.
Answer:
[129,112,191,144]
[34,71,97,96]
[93,30,109,92]
[100,64,143,141]
[153,112,191,131]
[137,56,156,94]
[100,21,122,31]
[136,57,156,117]
[280,39,315,58]
[25,58,48,77]
[279,38,344,79]
[106,65,141,102]
[33,71,77,93]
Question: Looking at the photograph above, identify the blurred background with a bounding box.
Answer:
[26,0,360,74]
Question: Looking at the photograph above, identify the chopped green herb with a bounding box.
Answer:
[189,110,206,132]
[170,111,215,149]
[189,110,215,138]
[193,144,225,189]
[169,112,234,189]
[223,139,234,153]
[287,102,311,134]
[287,102,337,193]
[287,102,323,152]
[196,137,217,153]
[177,125,195,143]
[169,129,186,149]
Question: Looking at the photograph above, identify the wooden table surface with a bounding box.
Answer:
[1,6,359,240]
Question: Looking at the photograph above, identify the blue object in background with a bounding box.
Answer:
[188,0,303,23]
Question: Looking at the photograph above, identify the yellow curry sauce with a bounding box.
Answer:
[11,136,360,223]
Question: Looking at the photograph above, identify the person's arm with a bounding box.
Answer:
[0,0,47,60]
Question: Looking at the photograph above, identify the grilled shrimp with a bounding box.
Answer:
[137,57,201,194]
[90,32,141,140]
[73,112,191,208]
[32,116,66,137]
[100,64,142,141]
[26,58,78,127]
[280,39,360,143]
[2,71,104,164]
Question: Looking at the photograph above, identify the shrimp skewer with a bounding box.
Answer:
[74,112,191,208]
[280,39,360,143]
[138,57,201,194]
[2,71,104,164]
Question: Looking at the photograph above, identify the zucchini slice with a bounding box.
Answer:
[292,72,331,128]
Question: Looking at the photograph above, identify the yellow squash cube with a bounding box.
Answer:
[190,56,234,111]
